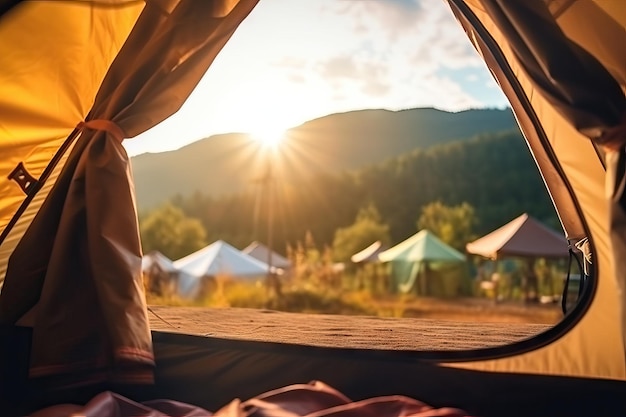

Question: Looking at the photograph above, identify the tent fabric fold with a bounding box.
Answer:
[480,0,625,140]
[0,0,260,387]
[0,135,153,386]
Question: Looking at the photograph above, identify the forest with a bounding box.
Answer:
[138,128,558,262]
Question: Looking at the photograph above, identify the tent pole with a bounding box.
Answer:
[493,257,499,304]
[266,159,273,277]
[265,156,280,298]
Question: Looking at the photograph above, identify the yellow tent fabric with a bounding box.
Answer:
[0,1,144,282]
[0,0,260,387]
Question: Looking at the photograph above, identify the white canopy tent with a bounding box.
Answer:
[242,241,292,270]
[350,241,387,264]
[142,251,178,274]
[174,240,272,279]
[141,251,200,299]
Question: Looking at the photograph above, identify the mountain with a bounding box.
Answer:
[166,129,557,251]
[131,107,518,209]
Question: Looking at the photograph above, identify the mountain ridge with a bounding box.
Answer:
[131,107,518,209]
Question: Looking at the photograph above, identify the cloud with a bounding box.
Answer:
[362,79,391,97]
[317,55,390,98]
[130,0,508,155]
[412,74,484,109]
[330,0,426,38]
[287,72,306,84]
[263,0,485,104]
[272,56,307,69]
[319,55,359,79]
[321,0,482,69]
[328,1,495,105]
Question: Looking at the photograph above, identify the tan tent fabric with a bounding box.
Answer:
[446,0,626,379]
[480,1,624,139]
[476,3,625,333]
[466,213,569,259]
[0,0,259,387]
[1,135,154,386]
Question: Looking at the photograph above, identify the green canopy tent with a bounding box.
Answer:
[378,230,466,296]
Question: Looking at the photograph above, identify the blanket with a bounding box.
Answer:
[29,381,470,417]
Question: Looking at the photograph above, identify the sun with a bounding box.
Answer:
[250,123,286,148]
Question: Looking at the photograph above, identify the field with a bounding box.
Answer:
[371,296,561,324]
[147,289,559,351]
[147,281,563,325]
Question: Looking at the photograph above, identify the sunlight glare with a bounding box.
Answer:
[251,123,286,148]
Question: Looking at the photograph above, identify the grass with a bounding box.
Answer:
[147,279,562,325]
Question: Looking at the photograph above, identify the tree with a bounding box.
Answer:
[139,203,207,260]
[332,203,391,262]
[417,201,476,251]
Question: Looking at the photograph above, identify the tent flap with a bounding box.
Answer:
[0,0,260,387]
[481,0,625,139]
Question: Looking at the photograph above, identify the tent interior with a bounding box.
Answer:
[0,1,625,416]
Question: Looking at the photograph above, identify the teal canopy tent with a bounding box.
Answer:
[378,230,466,295]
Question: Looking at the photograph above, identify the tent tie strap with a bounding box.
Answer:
[78,119,126,142]
[6,119,125,195]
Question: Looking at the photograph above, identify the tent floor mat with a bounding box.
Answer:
[147,306,551,350]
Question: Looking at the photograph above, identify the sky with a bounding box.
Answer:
[123,0,509,157]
